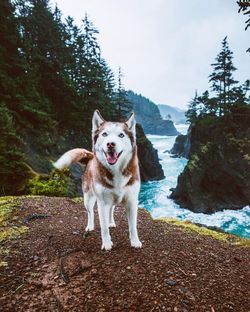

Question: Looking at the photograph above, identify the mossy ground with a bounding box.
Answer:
[26,169,77,197]
[70,197,83,204]
[0,197,28,243]
[158,217,250,247]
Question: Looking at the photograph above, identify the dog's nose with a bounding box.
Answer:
[107,142,116,149]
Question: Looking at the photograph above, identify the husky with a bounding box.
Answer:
[54,110,142,251]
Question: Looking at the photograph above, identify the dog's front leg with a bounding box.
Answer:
[126,192,142,248]
[109,205,116,228]
[84,191,96,232]
[97,199,113,250]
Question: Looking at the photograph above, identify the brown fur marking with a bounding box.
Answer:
[93,122,106,146]
[123,123,135,147]
[83,156,114,192]
[78,150,94,165]
[122,147,140,186]
[95,158,114,188]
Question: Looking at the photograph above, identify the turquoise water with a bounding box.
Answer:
[139,124,250,239]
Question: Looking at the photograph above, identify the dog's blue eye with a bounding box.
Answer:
[102,132,108,137]
[118,133,125,138]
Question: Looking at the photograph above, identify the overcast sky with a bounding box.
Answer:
[51,0,249,109]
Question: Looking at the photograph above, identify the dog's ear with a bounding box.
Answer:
[92,110,105,133]
[125,113,136,138]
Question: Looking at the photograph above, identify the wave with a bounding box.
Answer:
[140,125,250,239]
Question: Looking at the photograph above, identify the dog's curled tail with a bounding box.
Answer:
[53,148,94,170]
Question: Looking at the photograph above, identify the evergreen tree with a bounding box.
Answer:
[209,37,238,115]
[113,67,132,121]
[198,90,217,116]
[77,14,115,124]
[0,0,30,194]
[230,79,250,107]
[237,0,250,52]
[16,0,78,128]
[0,103,30,195]
[64,16,81,85]
[0,0,24,112]
[238,0,250,30]
[185,91,199,123]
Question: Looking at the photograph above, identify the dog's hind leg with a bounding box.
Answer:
[126,202,142,248]
[84,191,96,232]
[126,184,142,248]
[109,205,116,228]
[96,199,113,251]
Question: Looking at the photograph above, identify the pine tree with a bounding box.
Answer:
[77,14,115,123]
[16,0,79,128]
[237,1,250,52]
[0,0,23,111]
[64,16,81,85]
[209,37,238,115]
[198,90,218,116]
[0,103,31,195]
[185,91,200,123]
[238,1,250,29]
[230,79,250,107]
[113,67,132,121]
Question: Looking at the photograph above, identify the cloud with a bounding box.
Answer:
[51,0,249,109]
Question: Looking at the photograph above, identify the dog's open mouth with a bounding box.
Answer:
[104,150,123,165]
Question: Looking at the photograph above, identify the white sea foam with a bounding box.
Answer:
[140,124,250,238]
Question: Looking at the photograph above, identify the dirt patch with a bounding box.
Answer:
[0,196,249,311]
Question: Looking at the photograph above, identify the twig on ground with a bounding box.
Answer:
[23,214,51,224]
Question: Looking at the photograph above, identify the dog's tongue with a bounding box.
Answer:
[106,152,118,165]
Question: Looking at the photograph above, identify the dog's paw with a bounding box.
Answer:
[85,225,94,232]
[109,222,116,228]
[131,240,142,248]
[101,240,113,251]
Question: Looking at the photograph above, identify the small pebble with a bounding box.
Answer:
[166,279,177,286]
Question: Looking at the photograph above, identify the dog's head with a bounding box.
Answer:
[92,110,136,168]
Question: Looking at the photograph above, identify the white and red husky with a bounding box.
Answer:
[54,110,142,250]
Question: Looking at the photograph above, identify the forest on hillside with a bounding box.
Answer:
[0,0,135,195]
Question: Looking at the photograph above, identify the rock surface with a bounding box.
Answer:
[170,113,250,213]
[136,124,165,181]
[127,91,179,136]
[1,196,249,312]
[170,126,191,158]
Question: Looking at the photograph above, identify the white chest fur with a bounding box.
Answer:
[106,172,131,204]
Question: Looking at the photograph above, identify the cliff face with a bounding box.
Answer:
[170,126,191,158]
[127,91,179,136]
[136,124,165,181]
[170,110,250,213]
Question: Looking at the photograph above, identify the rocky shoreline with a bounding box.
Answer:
[170,114,250,213]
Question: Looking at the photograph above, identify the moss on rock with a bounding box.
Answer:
[158,218,250,247]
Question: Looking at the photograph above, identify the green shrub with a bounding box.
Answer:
[27,169,77,197]
[187,154,200,171]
